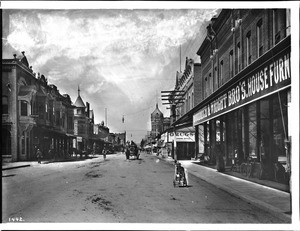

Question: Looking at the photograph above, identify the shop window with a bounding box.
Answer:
[207,122,210,142]
[21,100,28,116]
[248,102,257,159]
[246,31,252,66]
[227,110,238,159]
[198,125,205,154]
[216,120,221,143]
[204,121,211,160]
[2,96,8,114]
[260,98,270,161]
[256,19,263,57]
[272,91,288,162]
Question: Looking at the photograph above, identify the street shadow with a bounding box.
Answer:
[176,185,193,188]
[2,174,16,178]
[43,155,100,164]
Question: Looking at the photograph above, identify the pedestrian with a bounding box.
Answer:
[93,143,96,156]
[125,148,128,160]
[36,149,43,164]
[102,147,107,160]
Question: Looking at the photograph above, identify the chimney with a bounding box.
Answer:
[22,51,25,56]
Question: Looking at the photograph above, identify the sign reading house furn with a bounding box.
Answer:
[194,50,291,126]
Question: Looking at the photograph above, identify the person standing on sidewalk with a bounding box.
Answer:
[36,149,43,164]
[102,147,107,160]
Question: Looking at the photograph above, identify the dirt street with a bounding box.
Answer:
[2,152,285,223]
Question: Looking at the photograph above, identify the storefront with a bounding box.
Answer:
[167,127,195,160]
[193,37,291,183]
[32,126,75,159]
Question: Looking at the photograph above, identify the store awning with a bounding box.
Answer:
[171,111,194,130]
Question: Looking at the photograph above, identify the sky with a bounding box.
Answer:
[2,3,220,143]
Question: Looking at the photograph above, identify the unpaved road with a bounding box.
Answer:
[2,152,286,223]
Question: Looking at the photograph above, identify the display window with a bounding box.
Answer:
[272,91,288,164]
[248,102,258,160]
[260,98,271,162]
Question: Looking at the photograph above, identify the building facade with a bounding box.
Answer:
[163,57,196,160]
[2,52,75,162]
[150,103,164,138]
[193,9,291,183]
[73,87,88,152]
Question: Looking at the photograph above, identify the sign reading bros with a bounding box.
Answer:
[194,52,290,126]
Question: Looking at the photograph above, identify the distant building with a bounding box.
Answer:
[73,87,88,152]
[150,103,164,138]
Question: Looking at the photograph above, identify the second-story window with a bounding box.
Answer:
[273,9,287,45]
[257,19,263,57]
[220,60,223,85]
[214,66,218,90]
[55,111,60,126]
[229,50,233,78]
[62,113,65,128]
[68,116,73,130]
[237,42,241,72]
[38,103,45,119]
[246,31,252,66]
[2,96,8,114]
[21,100,28,116]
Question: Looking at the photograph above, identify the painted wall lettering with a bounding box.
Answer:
[193,52,290,126]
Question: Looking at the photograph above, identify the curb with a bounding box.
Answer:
[2,164,31,171]
[2,156,100,170]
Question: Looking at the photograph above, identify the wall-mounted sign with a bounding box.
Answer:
[168,131,195,142]
[194,50,290,126]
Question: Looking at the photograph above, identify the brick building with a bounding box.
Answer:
[163,57,196,160]
[191,9,291,183]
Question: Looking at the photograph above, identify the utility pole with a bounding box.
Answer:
[161,90,184,160]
